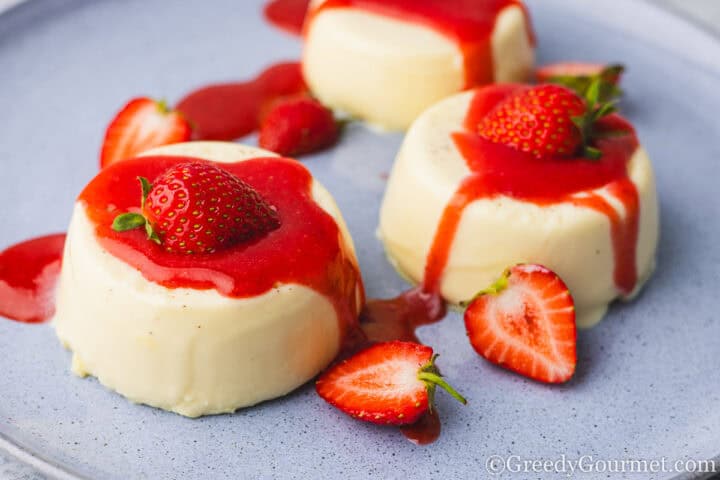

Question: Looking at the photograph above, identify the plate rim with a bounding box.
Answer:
[0,0,719,479]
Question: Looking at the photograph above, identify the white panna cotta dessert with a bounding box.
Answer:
[378,85,659,327]
[54,142,363,417]
[303,0,535,130]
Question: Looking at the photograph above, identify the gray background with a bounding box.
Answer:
[1,0,719,479]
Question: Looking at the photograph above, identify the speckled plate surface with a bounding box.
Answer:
[1,1,720,479]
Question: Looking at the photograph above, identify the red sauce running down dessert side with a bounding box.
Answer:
[78,155,363,345]
[305,0,535,88]
[424,85,641,296]
[177,62,308,141]
[0,234,66,323]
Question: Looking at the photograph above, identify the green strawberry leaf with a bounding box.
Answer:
[112,213,146,232]
[145,222,161,245]
[112,176,163,245]
[138,176,152,210]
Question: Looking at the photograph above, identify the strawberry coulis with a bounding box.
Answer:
[264,0,311,35]
[307,0,534,88]
[355,85,640,444]
[424,85,641,296]
[176,62,308,141]
[0,234,66,323]
[78,155,362,346]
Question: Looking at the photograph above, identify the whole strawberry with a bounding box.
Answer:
[478,81,618,160]
[112,162,280,254]
[478,84,586,158]
[316,341,466,426]
[259,97,339,156]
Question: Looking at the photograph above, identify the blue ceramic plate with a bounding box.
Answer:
[1,1,719,479]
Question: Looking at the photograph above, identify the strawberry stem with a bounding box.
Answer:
[418,355,467,407]
[459,268,510,307]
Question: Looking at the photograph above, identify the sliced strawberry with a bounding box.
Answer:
[259,97,339,157]
[100,97,192,168]
[536,62,621,83]
[111,162,280,254]
[536,63,624,103]
[316,341,466,426]
[463,264,577,384]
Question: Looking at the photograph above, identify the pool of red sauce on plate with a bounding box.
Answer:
[0,234,66,323]
[177,62,308,141]
[273,0,534,88]
[77,155,363,344]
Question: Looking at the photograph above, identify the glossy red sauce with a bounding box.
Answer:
[78,155,362,343]
[400,409,442,445]
[264,0,311,35]
[423,85,641,295]
[0,234,66,323]
[309,0,534,88]
[176,62,308,141]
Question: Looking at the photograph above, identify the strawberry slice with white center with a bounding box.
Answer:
[316,341,466,426]
[100,97,192,168]
[463,264,577,384]
[536,62,625,103]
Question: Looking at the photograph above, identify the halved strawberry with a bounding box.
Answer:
[316,341,466,426]
[537,62,622,83]
[536,62,624,103]
[100,97,192,168]
[463,264,577,384]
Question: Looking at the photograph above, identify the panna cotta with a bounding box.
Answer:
[302,0,535,130]
[378,86,659,327]
[54,141,363,417]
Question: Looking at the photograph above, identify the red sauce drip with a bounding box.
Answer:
[359,287,445,345]
[399,409,441,445]
[0,234,66,323]
[264,0,311,36]
[78,155,362,343]
[310,0,535,88]
[423,85,641,296]
[176,62,308,141]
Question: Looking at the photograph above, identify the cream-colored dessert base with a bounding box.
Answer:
[303,2,534,131]
[54,142,362,417]
[378,92,659,328]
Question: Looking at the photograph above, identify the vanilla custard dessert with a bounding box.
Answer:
[379,85,659,327]
[54,142,363,417]
[303,0,535,130]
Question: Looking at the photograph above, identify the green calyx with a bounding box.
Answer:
[545,64,626,160]
[111,176,161,245]
[570,76,623,161]
[417,354,467,412]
